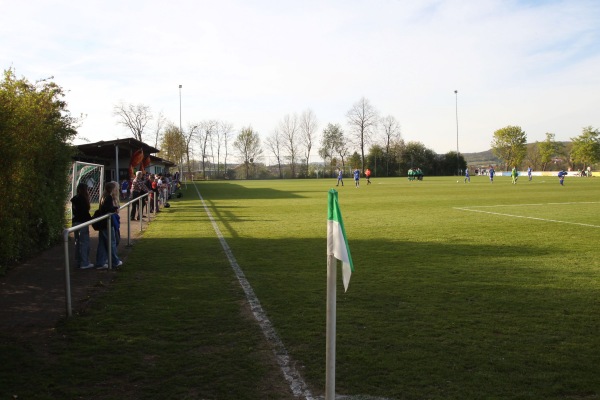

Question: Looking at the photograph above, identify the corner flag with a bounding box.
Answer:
[327,189,354,292]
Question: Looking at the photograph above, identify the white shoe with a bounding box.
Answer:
[80,263,95,269]
[97,264,108,270]
[116,261,123,267]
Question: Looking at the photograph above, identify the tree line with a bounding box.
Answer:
[491,125,600,172]
[115,96,468,179]
[114,98,599,180]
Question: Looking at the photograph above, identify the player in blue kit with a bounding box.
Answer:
[336,169,344,186]
[489,166,495,183]
[558,170,566,185]
[353,168,360,188]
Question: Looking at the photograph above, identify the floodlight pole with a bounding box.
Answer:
[179,84,183,178]
[455,90,460,176]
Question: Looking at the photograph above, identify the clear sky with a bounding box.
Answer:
[2,0,599,155]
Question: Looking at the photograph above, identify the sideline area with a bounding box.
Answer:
[0,206,155,336]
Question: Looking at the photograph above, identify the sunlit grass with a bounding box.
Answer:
[2,175,599,399]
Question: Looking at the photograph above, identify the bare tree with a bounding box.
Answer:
[266,129,285,178]
[198,120,217,179]
[380,115,401,176]
[113,102,152,142]
[183,123,199,177]
[215,121,233,177]
[299,109,318,177]
[279,113,299,177]
[346,97,379,172]
[152,111,167,148]
[221,122,234,176]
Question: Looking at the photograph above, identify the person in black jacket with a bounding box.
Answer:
[95,181,123,269]
[71,183,94,269]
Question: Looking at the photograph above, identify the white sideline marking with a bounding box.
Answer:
[193,184,315,400]
[455,202,600,228]
[463,201,600,208]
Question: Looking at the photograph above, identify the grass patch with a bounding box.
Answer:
[2,175,600,399]
[198,176,600,399]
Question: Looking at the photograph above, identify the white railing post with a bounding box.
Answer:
[62,229,72,317]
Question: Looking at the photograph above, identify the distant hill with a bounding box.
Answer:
[462,149,500,167]
[463,141,570,167]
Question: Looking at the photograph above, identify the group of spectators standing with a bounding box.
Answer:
[70,171,179,270]
[122,171,178,220]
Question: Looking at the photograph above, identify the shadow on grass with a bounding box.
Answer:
[192,181,305,200]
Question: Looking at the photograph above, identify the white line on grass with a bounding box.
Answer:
[193,184,315,400]
[454,206,600,228]
[462,201,600,209]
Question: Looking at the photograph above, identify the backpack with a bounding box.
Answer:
[91,209,106,231]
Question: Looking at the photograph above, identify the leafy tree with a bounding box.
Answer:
[348,152,362,170]
[319,123,344,176]
[234,127,262,179]
[525,144,541,170]
[491,125,527,170]
[401,141,437,175]
[159,123,186,169]
[437,151,467,176]
[570,126,600,169]
[538,133,561,171]
[346,97,378,172]
[1,69,78,268]
[366,144,385,176]
[386,138,406,176]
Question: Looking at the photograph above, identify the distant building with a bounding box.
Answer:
[73,138,177,182]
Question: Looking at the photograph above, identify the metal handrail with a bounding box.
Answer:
[61,192,156,317]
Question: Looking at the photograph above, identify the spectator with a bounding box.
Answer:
[70,183,94,269]
[143,172,153,216]
[120,179,129,200]
[130,171,150,221]
[95,181,123,269]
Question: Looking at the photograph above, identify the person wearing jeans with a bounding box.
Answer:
[71,183,94,269]
[95,181,123,269]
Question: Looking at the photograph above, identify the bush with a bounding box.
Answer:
[0,69,78,271]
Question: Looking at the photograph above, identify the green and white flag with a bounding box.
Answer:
[327,189,354,292]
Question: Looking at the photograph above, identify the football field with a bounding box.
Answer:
[196,175,600,399]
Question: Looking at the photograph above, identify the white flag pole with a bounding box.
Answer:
[326,253,337,400]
